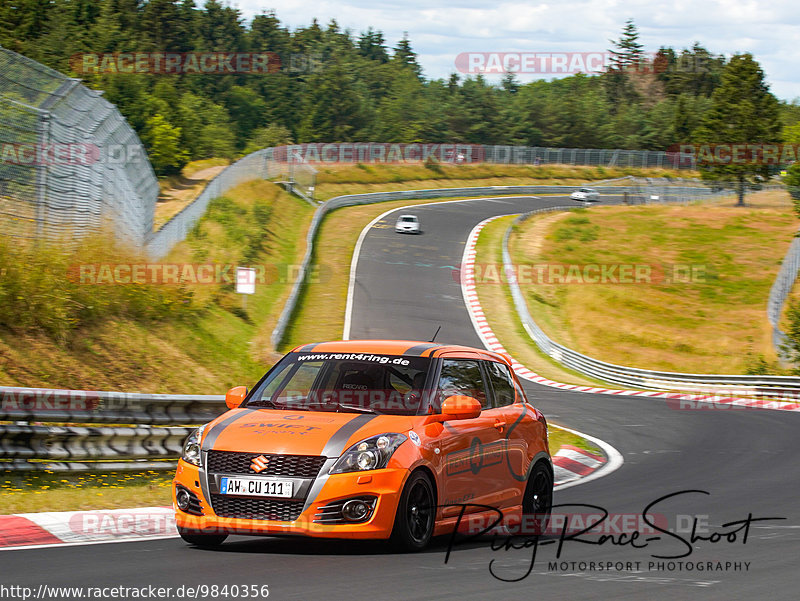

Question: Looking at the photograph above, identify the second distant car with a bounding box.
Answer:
[395,214,421,234]
[570,187,599,202]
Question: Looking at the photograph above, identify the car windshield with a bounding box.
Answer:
[247,352,432,415]
[400,216,416,222]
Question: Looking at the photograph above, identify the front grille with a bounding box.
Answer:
[207,451,327,478]
[210,495,305,521]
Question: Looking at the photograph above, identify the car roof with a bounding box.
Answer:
[289,339,510,362]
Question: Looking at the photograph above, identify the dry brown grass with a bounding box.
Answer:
[154,160,230,231]
[509,195,798,373]
[473,216,608,388]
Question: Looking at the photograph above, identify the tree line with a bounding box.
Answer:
[1,2,799,177]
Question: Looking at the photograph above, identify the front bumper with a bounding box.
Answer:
[173,459,409,539]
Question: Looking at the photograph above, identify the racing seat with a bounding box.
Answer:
[338,371,376,410]
[403,371,428,414]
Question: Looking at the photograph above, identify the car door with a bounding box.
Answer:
[434,355,510,513]
[484,360,533,506]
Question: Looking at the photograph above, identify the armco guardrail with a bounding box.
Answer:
[0,386,225,424]
[500,207,800,397]
[767,236,800,356]
[269,183,725,348]
[0,386,226,471]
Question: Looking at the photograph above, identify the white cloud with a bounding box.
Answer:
[234,0,800,99]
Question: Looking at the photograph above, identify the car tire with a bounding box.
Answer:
[391,470,435,551]
[178,526,228,547]
[522,461,553,536]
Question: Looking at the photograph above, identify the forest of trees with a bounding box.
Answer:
[2,1,799,175]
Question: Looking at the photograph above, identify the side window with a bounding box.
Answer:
[485,361,516,407]
[437,359,488,409]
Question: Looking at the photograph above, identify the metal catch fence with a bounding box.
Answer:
[0,45,158,245]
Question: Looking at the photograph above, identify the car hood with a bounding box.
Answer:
[201,408,419,457]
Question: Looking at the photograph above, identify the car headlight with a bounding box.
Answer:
[330,433,407,474]
[181,425,206,467]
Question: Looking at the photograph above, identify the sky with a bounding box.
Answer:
[233,0,800,101]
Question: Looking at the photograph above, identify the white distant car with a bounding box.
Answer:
[570,187,599,202]
[395,214,421,234]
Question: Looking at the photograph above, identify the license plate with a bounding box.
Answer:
[219,477,293,498]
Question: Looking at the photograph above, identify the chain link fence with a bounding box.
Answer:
[0,44,158,245]
[145,147,282,259]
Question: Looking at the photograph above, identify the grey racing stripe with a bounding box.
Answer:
[302,414,379,513]
[199,409,255,508]
[321,413,378,457]
[404,343,442,357]
[201,409,254,452]
[296,342,321,352]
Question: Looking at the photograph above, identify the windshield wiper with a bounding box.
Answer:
[336,404,376,414]
[247,398,276,408]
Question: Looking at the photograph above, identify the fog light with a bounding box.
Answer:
[342,499,370,522]
[176,488,191,511]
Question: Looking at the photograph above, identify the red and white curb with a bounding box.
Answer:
[552,444,606,488]
[461,216,800,413]
[0,506,176,550]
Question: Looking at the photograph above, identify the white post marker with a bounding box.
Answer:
[236,267,256,311]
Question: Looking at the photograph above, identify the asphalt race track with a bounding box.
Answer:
[4,195,799,600]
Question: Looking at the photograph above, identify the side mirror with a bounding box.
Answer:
[441,395,482,420]
[225,386,248,409]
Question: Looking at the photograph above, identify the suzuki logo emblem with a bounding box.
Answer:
[250,455,270,473]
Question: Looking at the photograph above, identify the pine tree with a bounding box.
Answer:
[140,0,190,51]
[358,28,388,63]
[392,32,421,78]
[693,53,781,205]
[609,18,644,72]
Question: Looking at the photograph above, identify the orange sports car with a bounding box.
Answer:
[173,340,552,550]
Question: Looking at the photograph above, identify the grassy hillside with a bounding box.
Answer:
[0,180,313,393]
[503,191,797,374]
[0,162,716,391]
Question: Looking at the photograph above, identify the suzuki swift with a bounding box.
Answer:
[173,340,552,550]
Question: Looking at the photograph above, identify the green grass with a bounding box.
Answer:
[1,470,174,514]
